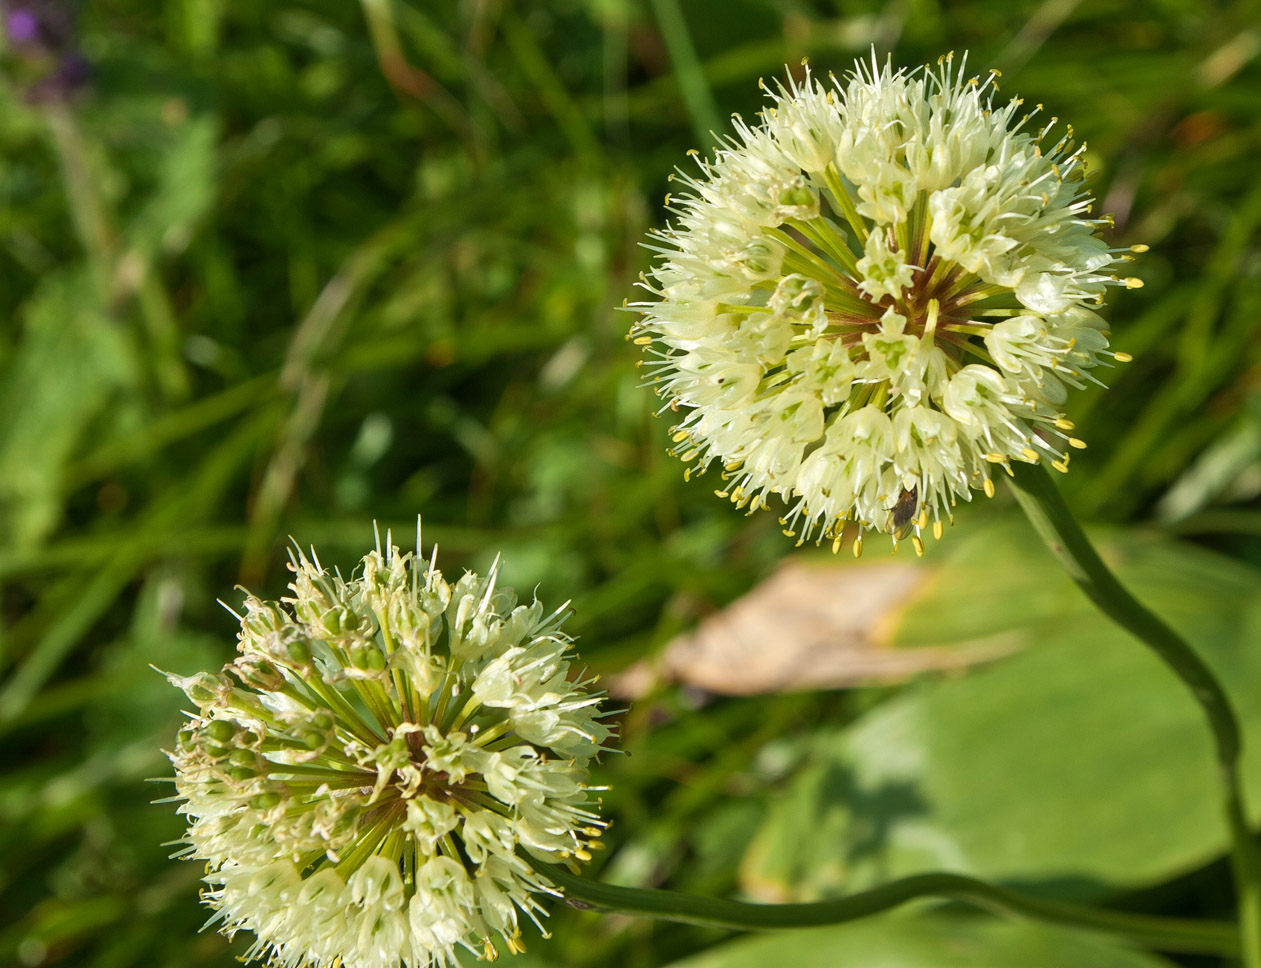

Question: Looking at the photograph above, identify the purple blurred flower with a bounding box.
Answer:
[6,9,39,44]
[2,0,89,102]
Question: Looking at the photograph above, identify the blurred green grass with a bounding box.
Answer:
[1,1,1260,966]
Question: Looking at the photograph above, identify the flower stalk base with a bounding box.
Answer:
[1007,460,1261,968]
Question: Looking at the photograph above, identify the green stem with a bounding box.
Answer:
[646,0,723,145]
[822,165,869,245]
[533,860,1238,956]
[786,217,859,277]
[1007,461,1261,966]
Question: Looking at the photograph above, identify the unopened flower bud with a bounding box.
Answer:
[170,671,232,710]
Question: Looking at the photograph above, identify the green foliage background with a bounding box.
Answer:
[2,1,1260,966]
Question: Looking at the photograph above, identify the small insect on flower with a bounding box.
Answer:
[887,486,919,538]
[161,526,614,968]
[631,51,1140,553]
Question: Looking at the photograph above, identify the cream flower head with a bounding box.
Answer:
[164,528,612,968]
[631,52,1140,554]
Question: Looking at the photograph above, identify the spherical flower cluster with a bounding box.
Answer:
[631,52,1141,554]
[164,531,613,968]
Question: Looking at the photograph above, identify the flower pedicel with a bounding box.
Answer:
[631,52,1141,554]
[163,530,613,968]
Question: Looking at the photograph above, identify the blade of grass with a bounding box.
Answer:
[647,0,723,146]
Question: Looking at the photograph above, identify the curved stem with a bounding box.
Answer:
[533,859,1238,956]
[1007,461,1261,966]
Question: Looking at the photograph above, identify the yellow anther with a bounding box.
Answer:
[1021,447,1040,462]
[1130,243,1150,253]
[853,535,864,558]
[782,529,796,538]
[933,519,944,540]
[1123,277,1144,289]
[633,336,653,345]
[714,489,729,498]
[1114,351,1133,362]
[680,448,700,462]
[984,452,1007,463]
[983,478,996,498]
[1052,459,1070,473]
[916,510,928,528]
[683,468,691,482]
[672,430,689,442]
[1054,417,1075,430]
[832,533,843,554]
[911,535,925,557]
[1068,437,1088,450]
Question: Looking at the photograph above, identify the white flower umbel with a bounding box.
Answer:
[632,52,1142,554]
[163,529,613,968]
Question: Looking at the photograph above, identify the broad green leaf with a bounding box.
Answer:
[0,270,139,547]
[743,519,1261,902]
[664,915,1174,968]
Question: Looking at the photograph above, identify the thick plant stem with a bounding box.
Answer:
[535,860,1238,956]
[1007,461,1261,967]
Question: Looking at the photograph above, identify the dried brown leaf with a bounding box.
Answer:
[611,557,1017,698]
